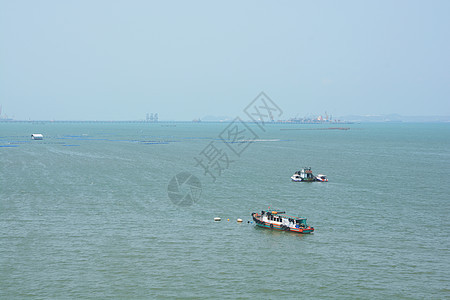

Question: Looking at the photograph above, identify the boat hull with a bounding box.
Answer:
[291,177,315,182]
[291,176,327,182]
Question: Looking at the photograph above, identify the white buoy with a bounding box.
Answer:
[237,218,243,223]
[214,217,221,222]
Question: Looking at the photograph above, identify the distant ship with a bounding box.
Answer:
[277,112,353,124]
[291,167,328,182]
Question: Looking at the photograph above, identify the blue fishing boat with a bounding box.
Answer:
[251,209,314,234]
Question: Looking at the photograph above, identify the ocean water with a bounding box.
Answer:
[0,122,449,299]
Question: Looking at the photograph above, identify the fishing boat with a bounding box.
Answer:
[315,174,328,182]
[291,167,328,182]
[251,209,314,234]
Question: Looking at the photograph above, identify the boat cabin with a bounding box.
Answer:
[260,210,308,228]
[293,167,315,181]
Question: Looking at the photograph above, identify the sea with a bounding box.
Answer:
[0,121,449,299]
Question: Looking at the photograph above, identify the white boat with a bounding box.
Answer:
[315,174,328,182]
[291,167,328,182]
[31,134,44,140]
[291,167,315,182]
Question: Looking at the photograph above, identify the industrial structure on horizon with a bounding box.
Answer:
[0,105,13,121]
[146,113,159,122]
[279,112,349,124]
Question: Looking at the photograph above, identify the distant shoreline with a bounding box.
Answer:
[0,119,449,124]
[0,120,355,124]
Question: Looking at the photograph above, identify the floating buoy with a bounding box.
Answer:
[237,218,243,223]
[227,218,230,221]
[214,217,221,222]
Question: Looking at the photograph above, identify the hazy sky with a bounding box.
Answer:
[1,0,449,120]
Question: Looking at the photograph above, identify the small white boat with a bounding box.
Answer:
[291,167,328,182]
[31,134,44,140]
[315,174,328,182]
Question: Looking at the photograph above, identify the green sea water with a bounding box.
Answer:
[1,122,449,299]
